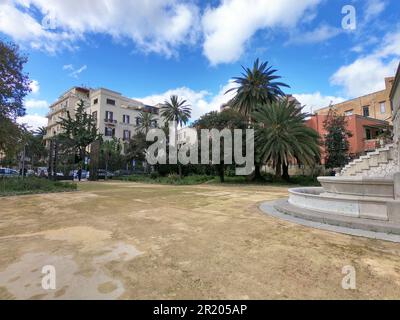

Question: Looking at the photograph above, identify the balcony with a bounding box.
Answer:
[104,119,117,125]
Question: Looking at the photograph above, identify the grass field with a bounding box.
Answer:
[0,181,399,299]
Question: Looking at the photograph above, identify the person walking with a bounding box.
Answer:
[77,167,82,182]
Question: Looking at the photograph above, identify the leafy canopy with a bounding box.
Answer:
[0,41,31,119]
[161,95,191,127]
[57,99,101,160]
[253,99,320,170]
[323,108,353,169]
[226,58,290,117]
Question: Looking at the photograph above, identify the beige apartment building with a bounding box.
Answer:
[316,77,395,124]
[45,87,164,147]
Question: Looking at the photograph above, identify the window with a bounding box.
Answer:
[380,102,386,114]
[363,106,370,117]
[106,98,116,106]
[105,127,115,137]
[105,111,113,121]
[93,98,98,105]
[136,117,141,125]
[92,111,98,123]
[123,115,130,124]
[344,110,353,116]
[123,130,131,141]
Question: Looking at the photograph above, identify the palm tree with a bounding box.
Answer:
[161,95,191,126]
[226,58,289,180]
[226,58,289,117]
[137,110,155,134]
[161,95,191,177]
[253,99,320,180]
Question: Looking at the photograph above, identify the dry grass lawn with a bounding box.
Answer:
[0,181,400,299]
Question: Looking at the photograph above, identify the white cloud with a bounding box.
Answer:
[136,81,237,121]
[0,1,77,53]
[1,0,200,56]
[63,64,74,71]
[293,92,345,113]
[25,99,49,110]
[202,0,320,64]
[364,0,387,22]
[331,30,400,97]
[29,80,40,94]
[287,25,341,45]
[17,114,48,130]
[69,65,87,78]
[62,64,87,78]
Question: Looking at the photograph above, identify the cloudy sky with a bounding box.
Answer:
[0,0,399,129]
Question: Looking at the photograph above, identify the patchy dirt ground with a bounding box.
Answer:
[0,181,400,299]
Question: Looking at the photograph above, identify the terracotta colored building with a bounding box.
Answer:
[316,77,394,124]
[307,114,390,164]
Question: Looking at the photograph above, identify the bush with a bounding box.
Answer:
[0,177,77,196]
[116,174,214,185]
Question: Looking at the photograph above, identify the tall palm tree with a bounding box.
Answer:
[226,58,290,117]
[161,95,191,127]
[137,110,155,134]
[253,99,320,180]
[226,58,289,180]
[161,95,191,177]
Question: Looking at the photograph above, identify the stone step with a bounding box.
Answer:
[273,200,400,235]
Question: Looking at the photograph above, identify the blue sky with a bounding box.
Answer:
[0,0,399,129]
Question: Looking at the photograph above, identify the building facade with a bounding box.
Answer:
[390,63,400,164]
[316,77,395,124]
[45,87,164,147]
[306,114,391,164]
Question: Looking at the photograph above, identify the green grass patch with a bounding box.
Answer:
[0,177,77,197]
[115,173,321,187]
[115,174,215,185]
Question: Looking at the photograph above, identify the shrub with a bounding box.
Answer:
[0,177,77,196]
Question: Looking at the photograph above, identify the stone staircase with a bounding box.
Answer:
[339,144,398,178]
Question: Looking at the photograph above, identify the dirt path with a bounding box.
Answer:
[0,181,399,299]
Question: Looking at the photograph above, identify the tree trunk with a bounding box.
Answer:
[252,164,263,181]
[218,164,225,183]
[275,158,282,178]
[282,162,290,181]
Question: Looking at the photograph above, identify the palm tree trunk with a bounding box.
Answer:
[282,162,290,181]
[253,164,263,181]
[275,158,282,178]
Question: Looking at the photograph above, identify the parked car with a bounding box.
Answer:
[69,170,89,179]
[0,168,19,177]
[37,167,48,177]
[97,169,114,180]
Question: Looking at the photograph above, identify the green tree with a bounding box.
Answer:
[57,99,101,167]
[125,131,148,171]
[137,110,156,134]
[226,58,289,180]
[226,58,289,117]
[323,108,352,169]
[193,109,248,182]
[0,40,32,158]
[0,41,31,119]
[25,127,48,167]
[253,99,320,180]
[100,138,123,175]
[161,95,191,178]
